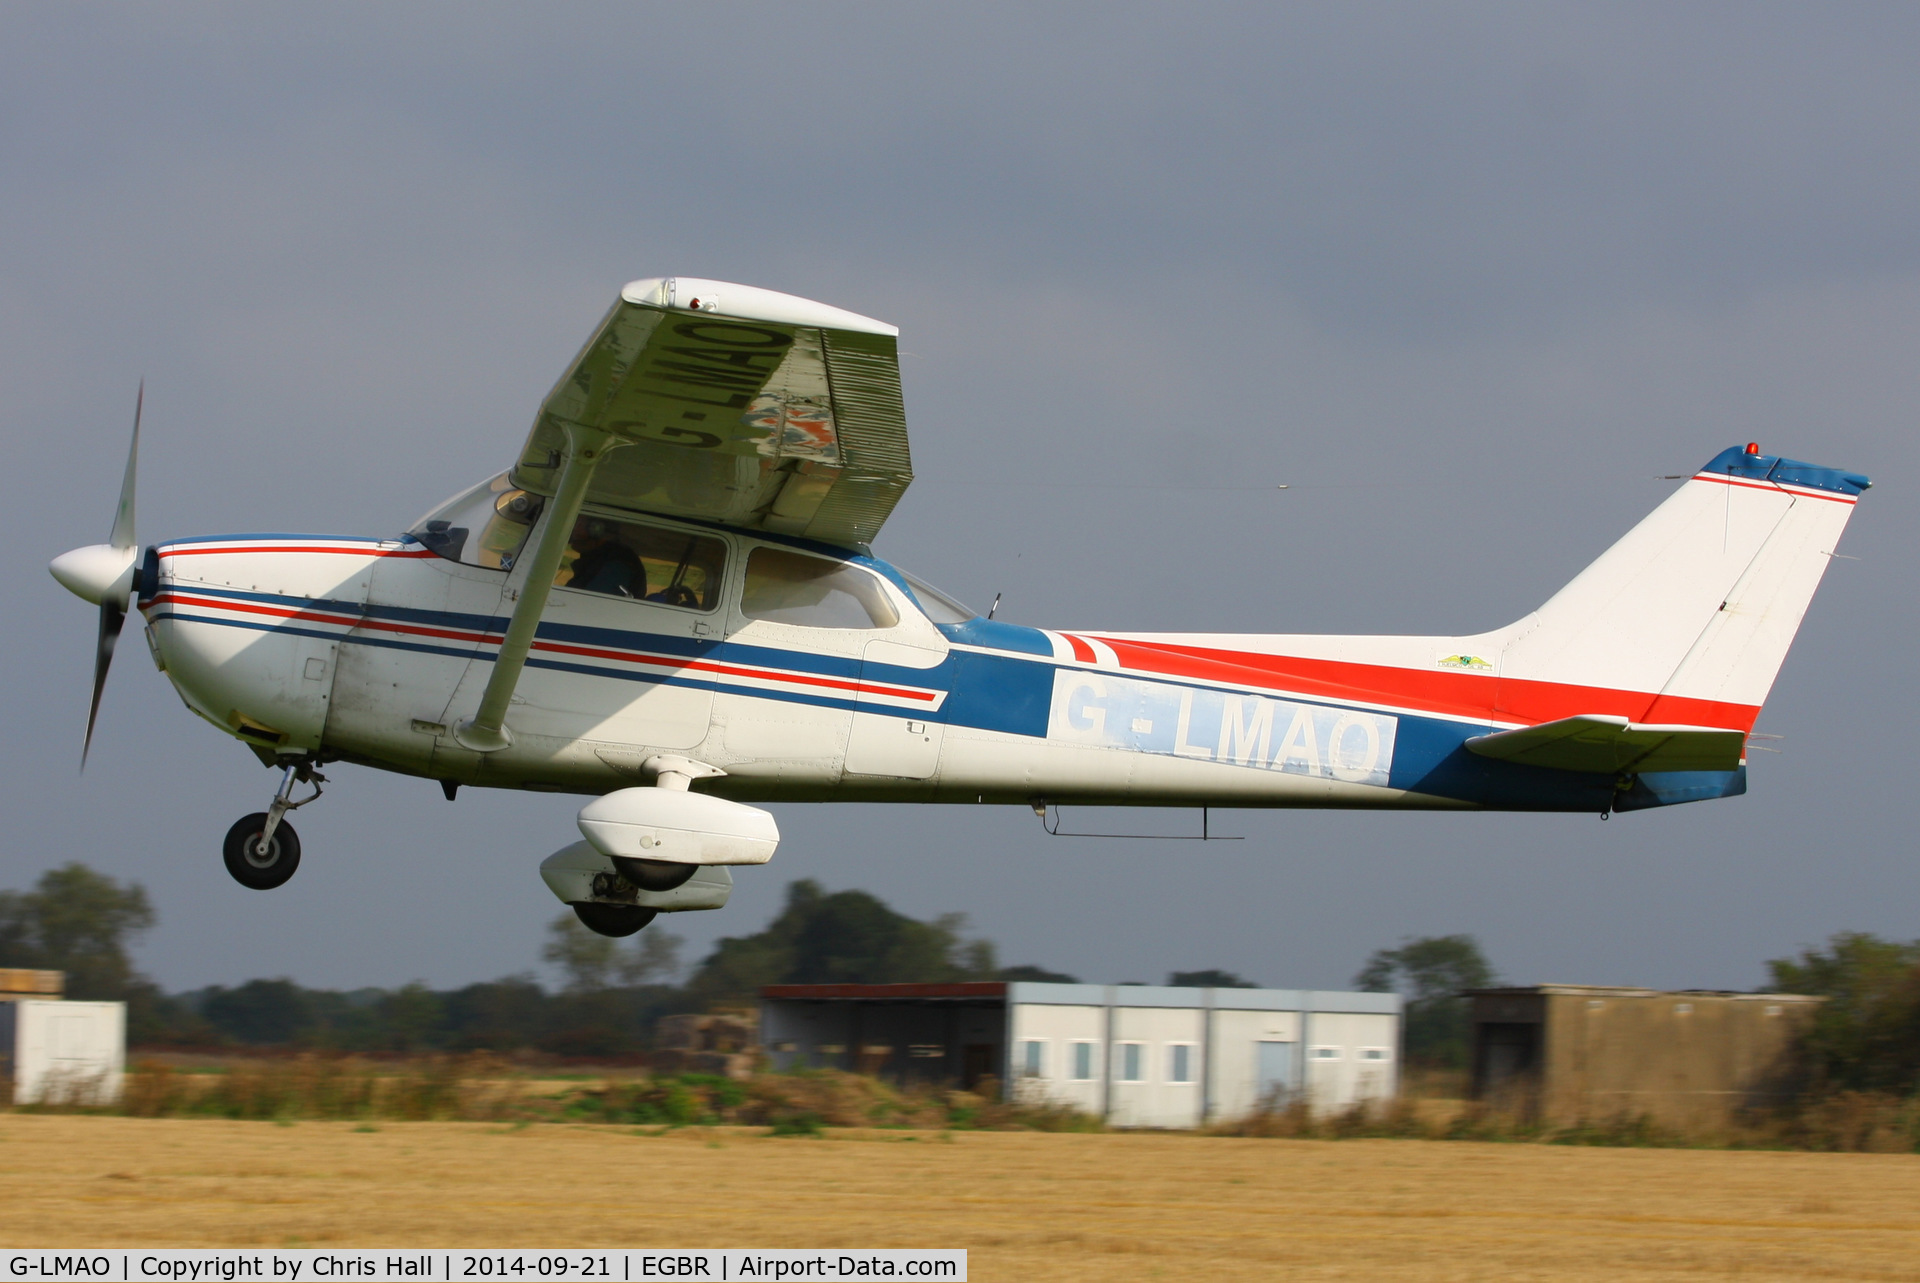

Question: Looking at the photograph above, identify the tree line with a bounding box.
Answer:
[0,866,1086,1056]
[6,863,1919,1093]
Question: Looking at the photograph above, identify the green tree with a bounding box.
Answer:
[685,879,997,1003]
[1767,931,1920,1094]
[201,978,315,1045]
[542,913,684,993]
[1355,934,1497,1068]
[998,964,1080,983]
[1168,969,1257,988]
[0,863,155,999]
[440,975,551,1051]
[374,982,446,1053]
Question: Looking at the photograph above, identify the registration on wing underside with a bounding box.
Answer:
[1047,671,1398,787]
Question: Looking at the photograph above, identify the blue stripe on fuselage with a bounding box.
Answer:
[156,584,1657,810]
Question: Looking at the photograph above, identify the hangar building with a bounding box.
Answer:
[1467,984,1824,1128]
[761,980,1401,1127]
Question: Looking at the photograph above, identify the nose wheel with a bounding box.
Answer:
[223,813,302,889]
[222,761,324,890]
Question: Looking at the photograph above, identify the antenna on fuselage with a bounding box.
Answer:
[987,592,1001,620]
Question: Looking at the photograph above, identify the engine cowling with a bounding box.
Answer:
[576,787,779,867]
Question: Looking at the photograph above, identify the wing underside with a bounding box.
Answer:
[509,277,910,549]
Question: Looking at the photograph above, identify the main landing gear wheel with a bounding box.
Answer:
[222,812,302,889]
[612,855,697,892]
[572,902,658,937]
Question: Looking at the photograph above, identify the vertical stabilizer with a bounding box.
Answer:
[1495,446,1868,731]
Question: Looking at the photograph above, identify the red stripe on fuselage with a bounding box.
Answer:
[1088,637,1761,733]
[154,593,936,704]
[153,593,499,645]
[528,637,938,703]
[1061,633,1098,664]
[158,544,437,558]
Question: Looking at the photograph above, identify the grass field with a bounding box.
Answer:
[4,1115,1919,1280]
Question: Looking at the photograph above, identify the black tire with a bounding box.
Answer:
[612,855,697,892]
[222,812,302,890]
[572,902,658,937]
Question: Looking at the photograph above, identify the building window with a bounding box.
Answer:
[1117,1042,1146,1082]
[1070,1041,1096,1081]
[1309,1046,1343,1061]
[1020,1039,1047,1078]
[1358,1047,1390,1062]
[1167,1043,1195,1083]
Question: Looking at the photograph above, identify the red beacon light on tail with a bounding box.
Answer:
[1746,442,1761,455]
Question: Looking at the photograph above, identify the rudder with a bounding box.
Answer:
[1495,445,1868,733]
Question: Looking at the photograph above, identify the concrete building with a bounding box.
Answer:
[0,970,125,1105]
[1467,985,1823,1129]
[761,981,1401,1127]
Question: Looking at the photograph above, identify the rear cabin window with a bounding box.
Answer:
[555,516,727,612]
[740,547,900,630]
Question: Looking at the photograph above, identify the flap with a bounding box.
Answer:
[1465,714,1747,775]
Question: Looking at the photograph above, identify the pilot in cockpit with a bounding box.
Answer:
[562,519,647,598]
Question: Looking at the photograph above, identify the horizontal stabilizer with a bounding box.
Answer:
[1465,715,1746,775]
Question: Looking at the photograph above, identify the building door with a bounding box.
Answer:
[1255,1040,1296,1105]
[1473,1022,1541,1114]
[962,1043,999,1091]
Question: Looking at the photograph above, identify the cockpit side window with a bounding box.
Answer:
[555,515,728,612]
[740,547,901,630]
[408,474,545,570]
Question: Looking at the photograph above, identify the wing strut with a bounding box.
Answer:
[455,426,614,752]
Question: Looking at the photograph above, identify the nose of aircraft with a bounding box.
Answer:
[50,543,138,605]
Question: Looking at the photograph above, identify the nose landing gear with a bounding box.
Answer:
[222,761,325,890]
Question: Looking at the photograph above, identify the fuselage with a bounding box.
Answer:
[135,493,1740,816]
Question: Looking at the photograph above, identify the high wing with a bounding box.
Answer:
[508,277,910,549]
[1465,715,1747,775]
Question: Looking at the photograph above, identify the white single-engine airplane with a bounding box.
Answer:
[52,278,1870,936]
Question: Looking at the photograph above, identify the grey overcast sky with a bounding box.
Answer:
[4,2,1916,995]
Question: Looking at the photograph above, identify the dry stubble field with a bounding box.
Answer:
[3,1115,1919,1281]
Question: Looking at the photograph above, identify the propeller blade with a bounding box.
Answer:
[83,598,126,769]
[81,383,142,767]
[110,381,141,550]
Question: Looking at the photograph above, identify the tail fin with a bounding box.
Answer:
[1495,445,1868,732]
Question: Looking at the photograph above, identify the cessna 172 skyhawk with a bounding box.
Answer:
[51,278,1870,936]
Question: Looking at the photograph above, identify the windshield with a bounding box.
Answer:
[409,474,545,570]
[900,571,976,624]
